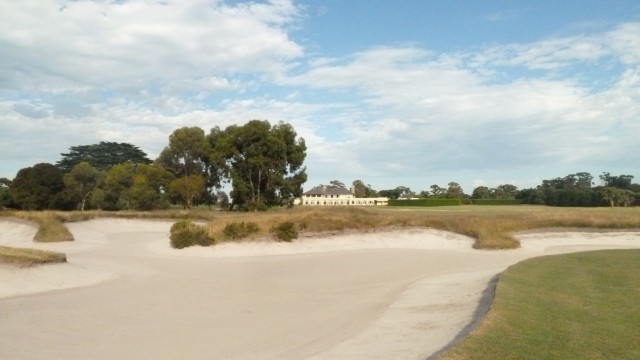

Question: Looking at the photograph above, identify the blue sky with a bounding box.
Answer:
[1,0,639,194]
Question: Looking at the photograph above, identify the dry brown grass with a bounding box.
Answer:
[2,205,640,249]
[2,211,74,242]
[0,245,67,266]
[202,205,640,248]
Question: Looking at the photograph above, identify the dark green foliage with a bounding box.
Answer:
[388,198,461,206]
[0,178,14,209]
[222,221,259,240]
[471,199,522,205]
[207,120,307,210]
[94,163,173,211]
[57,142,151,171]
[169,220,211,249]
[517,172,638,207]
[379,186,414,199]
[271,221,298,242]
[10,163,66,210]
[351,179,378,198]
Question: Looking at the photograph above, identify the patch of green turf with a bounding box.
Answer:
[442,249,640,360]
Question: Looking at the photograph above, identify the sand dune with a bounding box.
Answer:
[1,218,638,359]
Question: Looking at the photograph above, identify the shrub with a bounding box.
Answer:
[170,220,211,249]
[271,221,298,242]
[222,221,259,240]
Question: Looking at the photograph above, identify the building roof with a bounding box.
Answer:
[304,185,352,196]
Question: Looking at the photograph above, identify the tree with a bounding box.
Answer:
[217,190,230,210]
[396,186,414,199]
[207,120,307,210]
[471,186,490,199]
[0,178,12,209]
[130,164,174,210]
[98,163,136,210]
[169,175,206,209]
[430,184,446,197]
[379,186,413,199]
[446,182,464,198]
[565,172,594,189]
[10,163,65,210]
[601,187,621,207]
[600,187,635,207]
[95,163,173,210]
[352,180,378,198]
[329,180,346,188]
[378,188,401,200]
[600,172,634,189]
[63,162,99,211]
[493,184,518,199]
[156,127,211,178]
[57,142,151,171]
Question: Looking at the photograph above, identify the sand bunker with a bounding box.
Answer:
[1,218,638,359]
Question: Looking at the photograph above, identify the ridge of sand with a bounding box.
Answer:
[1,218,639,359]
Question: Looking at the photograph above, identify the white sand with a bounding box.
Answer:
[0,218,638,359]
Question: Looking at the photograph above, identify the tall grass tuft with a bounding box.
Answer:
[0,245,67,266]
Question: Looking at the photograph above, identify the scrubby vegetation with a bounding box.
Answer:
[0,245,67,266]
[270,221,298,242]
[222,221,260,240]
[3,211,75,242]
[2,205,640,261]
[169,220,211,249]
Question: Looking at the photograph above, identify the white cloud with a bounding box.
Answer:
[0,0,302,94]
[1,4,639,193]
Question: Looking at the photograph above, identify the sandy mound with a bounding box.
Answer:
[1,218,638,359]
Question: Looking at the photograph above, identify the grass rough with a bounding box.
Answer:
[0,245,67,266]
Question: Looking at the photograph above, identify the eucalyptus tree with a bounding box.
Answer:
[446,182,465,198]
[207,120,307,210]
[156,127,211,178]
[94,163,173,210]
[471,186,490,199]
[352,180,378,198]
[63,162,99,211]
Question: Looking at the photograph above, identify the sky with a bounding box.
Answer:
[1,0,640,195]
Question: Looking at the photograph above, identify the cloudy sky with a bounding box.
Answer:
[1,0,639,194]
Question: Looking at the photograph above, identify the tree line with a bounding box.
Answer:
[0,120,307,211]
[341,171,638,207]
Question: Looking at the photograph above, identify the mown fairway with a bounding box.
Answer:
[441,249,640,360]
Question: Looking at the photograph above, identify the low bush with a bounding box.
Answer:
[271,221,298,242]
[170,220,211,249]
[223,221,259,240]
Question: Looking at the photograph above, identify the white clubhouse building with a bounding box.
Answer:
[301,185,388,206]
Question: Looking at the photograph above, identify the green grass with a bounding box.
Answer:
[441,249,640,360]
[0,245,67,266]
